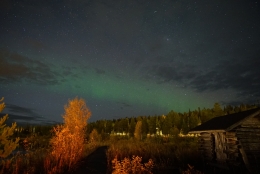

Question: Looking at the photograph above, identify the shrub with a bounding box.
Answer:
[112,155,154,174]
[89,128,101,144]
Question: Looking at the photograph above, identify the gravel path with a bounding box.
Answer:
[69,146,109,174]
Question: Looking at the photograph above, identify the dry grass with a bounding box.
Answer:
[0,142,100,174]
[0,148,48,174]
[182,164,203,174]
[107,137,202,173]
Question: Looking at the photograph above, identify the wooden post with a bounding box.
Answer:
[213,132,227,163]
[239,140,253,173]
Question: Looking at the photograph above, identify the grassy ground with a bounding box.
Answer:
[106,136,203,174]
[2,136,230,174]
[0,143,100,174]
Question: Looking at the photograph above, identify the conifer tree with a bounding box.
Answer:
[129,117,136,136]
[0,97,20,159]
[213,103,224,116]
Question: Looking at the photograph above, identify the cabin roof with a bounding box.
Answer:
[189,107,260,133]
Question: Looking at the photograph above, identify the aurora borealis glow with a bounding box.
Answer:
[1,0,260,124]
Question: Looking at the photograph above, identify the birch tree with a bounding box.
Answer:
[49,97,91,171]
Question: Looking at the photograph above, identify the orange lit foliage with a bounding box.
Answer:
[134,121,142,141]
[48,97,91,173]
[112,155,154,174]
[0,97,20,159]
[89,128,101,144]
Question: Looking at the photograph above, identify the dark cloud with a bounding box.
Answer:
[189,54,260,99]
[146,41,260,102]
[0,113,58,126]
[62,66,79,77]
[0,49,60,85]
[2,104,59,125]
[121,102,132,107]
[0,0,12,13]
[117,102,132,110]
[149,38,163,53]
[148,63,199,84]
[95,68,105,75]
[6,104,36,116]
[25,38,46,51]
[0,113,34,126]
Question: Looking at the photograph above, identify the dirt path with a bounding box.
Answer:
[69,146,109,174]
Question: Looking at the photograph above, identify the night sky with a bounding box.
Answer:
[1,0,260,125]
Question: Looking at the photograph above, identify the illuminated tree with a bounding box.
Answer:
[169,126,179,137]
[134,121,142,141]
[0,97,20,158]
[89,128,100,144]
[213,103,224,116]
[63,97,91,132]
[189,112,200,129]
[200,108,214,123]
[49,97,91,171]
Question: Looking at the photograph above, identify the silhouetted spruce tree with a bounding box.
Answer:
[0,97,20,159]
[141,117,149,137]
[129,117,136,136]
[147,116,156,134]
[213,103,224,116]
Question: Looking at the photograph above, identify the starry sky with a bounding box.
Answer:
[0,0,260,125]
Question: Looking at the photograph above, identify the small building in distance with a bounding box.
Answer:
[189,107,260,173]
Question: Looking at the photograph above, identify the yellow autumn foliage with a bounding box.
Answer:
[0,97,20,159]
[47,97,91,173]
[112,155,154,174]
[134,121,142,141]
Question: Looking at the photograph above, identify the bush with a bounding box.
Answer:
[89,129,101,144]
[112,155,154,174]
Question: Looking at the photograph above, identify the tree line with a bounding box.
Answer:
[87,103,258,137]
[9,102,259,139]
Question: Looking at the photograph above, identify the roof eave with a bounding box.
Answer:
[189,129,225,134]
[225,109,260,131]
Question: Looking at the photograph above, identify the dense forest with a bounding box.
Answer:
[87,103,258,137]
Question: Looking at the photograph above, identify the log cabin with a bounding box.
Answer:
[189,107,260,173]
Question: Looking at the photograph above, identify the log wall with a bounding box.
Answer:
[198,131,242,167]
[198,132,215,161]
[223,132,241,165]
[236,114,260,173]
